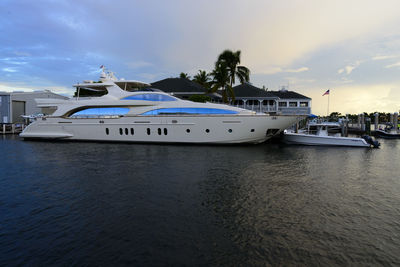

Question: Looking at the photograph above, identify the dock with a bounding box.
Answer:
[1,123,25,135]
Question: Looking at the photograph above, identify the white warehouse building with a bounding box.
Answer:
[0,90,68,124]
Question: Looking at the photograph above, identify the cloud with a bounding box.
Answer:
[162,0,400,73]
[385,61,400,68]
[257,66,308,75]
[372,55,398,60]
[338,61,361,75]
[1,0,400,115]
[285,67,309,73]
[2,67,18,72]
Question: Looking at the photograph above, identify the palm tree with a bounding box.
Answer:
[179,72,190,79]
[216,49,250,87]
[209,61,234,103]
[192,70,211,89]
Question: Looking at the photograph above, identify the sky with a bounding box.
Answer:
[1,0,400,115]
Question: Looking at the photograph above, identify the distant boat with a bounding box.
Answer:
[283,122,380,148]
[375,123,400,139]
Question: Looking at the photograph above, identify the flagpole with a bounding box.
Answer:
[327,92,330,117]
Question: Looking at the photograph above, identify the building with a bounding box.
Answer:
[270,87,311,115]
[0,90,68,124]
[150,79,311,115]
[229,83,280,113]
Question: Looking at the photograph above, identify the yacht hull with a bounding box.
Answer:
[20,115,299,144]
[283,132,370,147]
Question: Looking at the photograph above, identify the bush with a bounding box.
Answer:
[188,94,211,103]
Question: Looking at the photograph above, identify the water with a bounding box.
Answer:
[1,135,400,266]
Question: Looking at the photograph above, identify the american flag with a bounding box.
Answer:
[100,65,104,69]
[322,89,330,96]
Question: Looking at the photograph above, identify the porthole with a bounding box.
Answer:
[147,128,151,135]
[131,128,134,135]
[251,129,255,132]
[205,129,210,133]
[158,128,162,135]
[119,128,123,135]
[186,129,191,133]
[164,128,168,135]
[105,128,109,135]
[228,129,232,133]
[125,128,128,135]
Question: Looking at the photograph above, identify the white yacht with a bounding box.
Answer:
[283,122,380,148]
[20,69,300,144]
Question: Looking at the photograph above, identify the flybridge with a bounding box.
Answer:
[74,67,151,91]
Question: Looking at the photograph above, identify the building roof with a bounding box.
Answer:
[269,90,311,100]
[233,83,311,100]
[151,78,207,93]
[150,78,311,100]
[232,83,278,98]
[0,90,69,99]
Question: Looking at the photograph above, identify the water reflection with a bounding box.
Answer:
[1,137,400,265]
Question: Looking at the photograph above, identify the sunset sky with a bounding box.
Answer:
[1,0,400,115]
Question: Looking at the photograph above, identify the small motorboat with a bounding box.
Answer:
[283,122,380,148]
[375,123,400,139]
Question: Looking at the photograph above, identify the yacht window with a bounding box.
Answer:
[158,128,162,135]
[122,94,177,101]
[105,128,109,135]
[228,129,233,133]
[141,107,239,115]
[130,128,134,135]
[205,129,210,133]
[125,128,128,135]
[186,129,191,133]
[164,128,168,135]
[147,128,151,135]
[119,128,123,135]
[70,107,129,117]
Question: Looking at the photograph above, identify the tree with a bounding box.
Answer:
[188,94,211,103]
[216,49,250,87]
[209,49,250,103]
[209,61,234,103]
[179,72,190,79]
[192,70,211,89]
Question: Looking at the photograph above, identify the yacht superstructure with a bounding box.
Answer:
[20,69,300,144]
